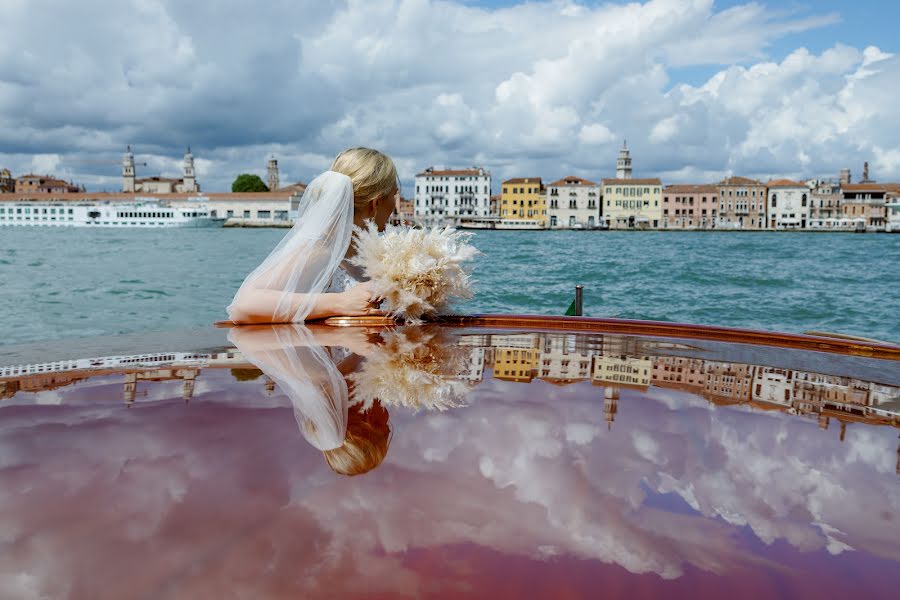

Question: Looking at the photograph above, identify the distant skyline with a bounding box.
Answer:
[2,0,899,192]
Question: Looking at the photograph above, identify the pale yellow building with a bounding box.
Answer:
[500,177,546,226]
[591,355,651,390]
[601,178,663,229]
[491,334,539,383]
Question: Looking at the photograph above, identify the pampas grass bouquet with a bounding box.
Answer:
[349,222,479,323]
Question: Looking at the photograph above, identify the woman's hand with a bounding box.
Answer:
[335,281,389,317]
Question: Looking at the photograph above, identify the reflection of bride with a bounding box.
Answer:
[226,148,399,324]
[228,324,391,476]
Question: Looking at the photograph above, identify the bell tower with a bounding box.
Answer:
[267,156,280,192]
[616,140,632,179]
[123,145,136,192]
[182,146,198,192]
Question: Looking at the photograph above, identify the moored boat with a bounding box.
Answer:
[0,200,224,228]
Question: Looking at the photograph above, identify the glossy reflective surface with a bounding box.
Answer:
[2,325,900,599]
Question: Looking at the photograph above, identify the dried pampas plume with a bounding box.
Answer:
[349,328,474,413]
[349,222,478,323]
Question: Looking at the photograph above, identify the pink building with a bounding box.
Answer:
[717,176,767,230]
[661,184,718,229]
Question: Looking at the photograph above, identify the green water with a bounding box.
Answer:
[1,227,898,345]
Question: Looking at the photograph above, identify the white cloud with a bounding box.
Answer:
[0,0,896,192]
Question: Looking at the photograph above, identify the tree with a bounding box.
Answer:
[232,173,269,193]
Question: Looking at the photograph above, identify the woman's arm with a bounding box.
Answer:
[229,282,388,324]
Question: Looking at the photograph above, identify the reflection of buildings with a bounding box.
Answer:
[704,363,755,405]
[652,357,706,394]
[461,348,486,382]
[491,334,540,383]
[2,349,248,405]
[4,331,900,470]
[752,367,795,409]
[123,368,199,404]
[540,334,592,384]
[592,355,651,390]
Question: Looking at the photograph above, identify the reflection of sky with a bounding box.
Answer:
[1,367,900,599]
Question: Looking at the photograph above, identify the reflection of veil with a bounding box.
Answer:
[228,325,348,451]
[227,171,354,323]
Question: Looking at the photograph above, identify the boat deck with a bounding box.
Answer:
[2,316,899,599]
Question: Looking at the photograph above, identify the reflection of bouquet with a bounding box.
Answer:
[350,222,478,323]
[348,328,473,412]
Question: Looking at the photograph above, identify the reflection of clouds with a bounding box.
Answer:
[1,364,899,597]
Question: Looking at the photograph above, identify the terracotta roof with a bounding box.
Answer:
[277,182,307,193]
[767,179,806,188]
[0,191,300,202]
[502,177,542,185]
[719,176,762,186]
[38,179,72,188]
[841,183,900,192]
[663,184,718,194]
[417,168,488,177]
[601,178,661,186]
[548,175,598,187]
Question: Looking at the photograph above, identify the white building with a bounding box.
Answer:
[546,176,600,229]
[538,334,592,383]
[767,179,810,229]
[414,166,491,226]
[886,192,900,233]
[123,146,199,193]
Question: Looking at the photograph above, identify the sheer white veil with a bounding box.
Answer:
[228,324,349,451]
[227,170,354,323]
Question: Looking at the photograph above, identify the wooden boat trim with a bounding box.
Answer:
[220,314,900,360]
[434,314,900,360]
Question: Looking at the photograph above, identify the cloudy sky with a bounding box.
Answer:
[2,0,900,192]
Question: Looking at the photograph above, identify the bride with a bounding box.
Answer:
[227,148,399,324]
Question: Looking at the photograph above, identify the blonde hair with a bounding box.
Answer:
[323,400,391,476]
[330,147,400,208]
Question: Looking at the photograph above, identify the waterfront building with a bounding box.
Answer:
[546,176,600,229]
[767,179,810,229]
[500,177,546,226]
[489,193,501,217]
[716,176,766,230]
[392,195,415,225]
[808,177,842,227]
[123,146,199,193]
[841,179,897,231]
[0,168,14,193]
[414,166,492,226]
[886,191,900,233]
[661,184,718,229]
[15,174,81,194]
[601,177,663,229]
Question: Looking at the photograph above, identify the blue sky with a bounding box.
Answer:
[2,0,900,190]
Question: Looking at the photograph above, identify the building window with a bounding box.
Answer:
[771,194,777,207]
